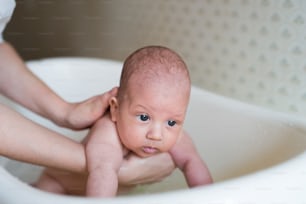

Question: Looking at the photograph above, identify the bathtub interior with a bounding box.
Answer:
[1,58,306,197]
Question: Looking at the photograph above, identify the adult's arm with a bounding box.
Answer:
[0,103,176,183]
[0,42,115,129]
[0,103,87,173]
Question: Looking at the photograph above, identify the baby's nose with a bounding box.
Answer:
[146,133,162,141]
[146,125,163,141]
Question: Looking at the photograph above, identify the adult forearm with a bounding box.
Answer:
[0,104,86,173]
[0,104,176,185]
[0,42,68,124]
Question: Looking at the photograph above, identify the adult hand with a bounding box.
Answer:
[56,87,118,130]
[118,152,175,186]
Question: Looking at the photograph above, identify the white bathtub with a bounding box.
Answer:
[1,58,306,203]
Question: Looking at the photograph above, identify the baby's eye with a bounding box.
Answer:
[167,120,176,127]
[137,114,150,122]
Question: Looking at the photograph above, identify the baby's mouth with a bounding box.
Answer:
[142,146,159,154]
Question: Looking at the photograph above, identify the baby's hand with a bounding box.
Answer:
[118,152,175,186]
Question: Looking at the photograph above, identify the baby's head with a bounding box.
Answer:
[110,46,191,157]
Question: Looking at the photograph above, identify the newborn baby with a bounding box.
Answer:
[35,45,213,197]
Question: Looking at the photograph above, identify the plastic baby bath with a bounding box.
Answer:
[0,58,305,203]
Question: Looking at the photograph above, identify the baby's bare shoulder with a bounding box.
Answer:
[169,131,198,168]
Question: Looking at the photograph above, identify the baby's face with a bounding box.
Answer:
[111,81,190,158]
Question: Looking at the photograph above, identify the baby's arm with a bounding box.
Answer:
[84,114,123,197]
[169,131,213,187]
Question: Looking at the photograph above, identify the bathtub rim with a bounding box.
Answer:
[1,149,306,203]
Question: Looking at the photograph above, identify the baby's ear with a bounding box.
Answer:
[109,97,119,122]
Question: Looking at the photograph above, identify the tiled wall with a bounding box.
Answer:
[5,0,306,116]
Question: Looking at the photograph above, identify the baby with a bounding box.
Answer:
[35,45,212,197]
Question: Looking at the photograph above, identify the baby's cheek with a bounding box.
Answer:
[162,139,177,152]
